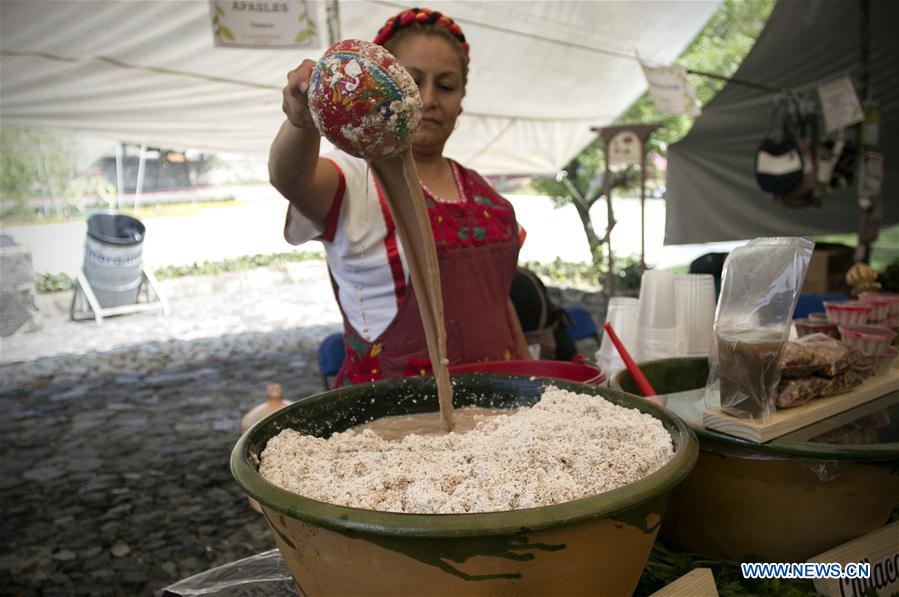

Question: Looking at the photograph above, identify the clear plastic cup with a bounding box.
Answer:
[638,270,677,330]
[636,325,679,361]
[596,297,639,380]
[636,271,678,361]
[675,274,716,357]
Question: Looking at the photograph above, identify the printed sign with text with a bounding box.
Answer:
[210,0,321,49]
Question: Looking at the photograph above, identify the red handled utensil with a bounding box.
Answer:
[603,322,657,397]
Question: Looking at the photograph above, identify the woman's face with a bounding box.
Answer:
[391,34,465,155]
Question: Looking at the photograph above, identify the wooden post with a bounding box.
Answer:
[592,123,661,292]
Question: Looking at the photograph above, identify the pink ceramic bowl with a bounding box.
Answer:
[824,301,871,325]
[807,312,828,321]
[873,347,898,376]
[838,325,897,357]
[793,319,839,339]
[861,291,899,318]
[858,294,892,322]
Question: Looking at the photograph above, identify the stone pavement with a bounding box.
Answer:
[0,262,606,596]
[0,262,345,596]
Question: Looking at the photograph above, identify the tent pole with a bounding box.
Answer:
[134,143,147,211]
[115,142,124,211]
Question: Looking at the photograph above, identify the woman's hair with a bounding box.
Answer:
[374,8,469,88]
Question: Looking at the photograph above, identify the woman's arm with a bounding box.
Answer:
[269,60,340,226]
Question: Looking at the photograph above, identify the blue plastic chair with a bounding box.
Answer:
[318,332,346,389]
[562,306,600,342]
[794,293,848,319]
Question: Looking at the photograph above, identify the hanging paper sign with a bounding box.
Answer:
[210,0,321,49]
[817,76,864,133]
[608,130,642,166]
[640,61,701,116]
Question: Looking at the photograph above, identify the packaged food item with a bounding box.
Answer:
[884,319,899,346]
[706,237,813,421]
[823,301,871,325]
[793,318,839,339]
[780,341,827,377]
[857,294,892,322]
[860,291,899,319]
[852,356,875,381]
[795,333,861,377]
[838,324,897,357]
[775,376,829,408]
[808,312,827,321]
[873,347,898,375]
[819,369,865,397]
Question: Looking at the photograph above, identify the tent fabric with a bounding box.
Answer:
[0,0,719,176]
[665,0,899,244]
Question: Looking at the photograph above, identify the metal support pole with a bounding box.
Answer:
[135,143,147,210]
[115,142,125,211]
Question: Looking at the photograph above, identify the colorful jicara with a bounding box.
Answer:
[307,39,422,160]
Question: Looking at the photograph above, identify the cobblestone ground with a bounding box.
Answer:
[0,265,606,596]
[0,265,344,596]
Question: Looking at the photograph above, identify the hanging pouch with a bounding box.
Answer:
[755,97,804,195]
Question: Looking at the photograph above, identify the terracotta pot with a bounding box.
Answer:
[612,357,899,562]
[232,375,697,596]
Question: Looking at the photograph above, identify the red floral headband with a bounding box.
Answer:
[373,7,470,57]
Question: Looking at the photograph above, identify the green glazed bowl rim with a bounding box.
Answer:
[610,357,899,462]
[231,374,698,538]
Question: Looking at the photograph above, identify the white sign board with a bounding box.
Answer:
[210,0,321,49]
[641,61,701,117]
[608,131,642,166]
[818,76,864,133]
[807,521,899,597]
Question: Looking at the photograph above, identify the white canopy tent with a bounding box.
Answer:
[1,0,720,176]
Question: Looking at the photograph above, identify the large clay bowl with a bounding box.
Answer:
[233,374,697,596]
[612,358,899,562]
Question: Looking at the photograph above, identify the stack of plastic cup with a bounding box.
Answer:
[636,270,679,362]
[595,297,639,381]
[674,274,716,357]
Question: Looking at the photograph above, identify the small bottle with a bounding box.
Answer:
[242,384,291,513]
[241,384,291,434]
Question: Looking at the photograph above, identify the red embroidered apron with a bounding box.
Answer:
[334,162,523,387]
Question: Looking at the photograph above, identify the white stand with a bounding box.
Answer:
[70,267,169,324]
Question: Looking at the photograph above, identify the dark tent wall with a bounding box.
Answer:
[665,0,898,245]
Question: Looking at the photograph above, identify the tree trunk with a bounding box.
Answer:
[573,201,604,279]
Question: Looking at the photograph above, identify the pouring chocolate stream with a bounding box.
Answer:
[308,39,454,431]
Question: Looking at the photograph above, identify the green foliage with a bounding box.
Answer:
[635,542,817,597]
[617,0,778,153]
[35,272,75,294]
[521,255,644,292]
[152,251,325,281]
[530,0,776,285]
[35,251,325,294]
[0,128,87,216]
[879,258,899,293]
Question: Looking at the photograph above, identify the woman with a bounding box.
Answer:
[269,7,529,387]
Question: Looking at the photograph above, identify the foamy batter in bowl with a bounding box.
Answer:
[259,386,674,514]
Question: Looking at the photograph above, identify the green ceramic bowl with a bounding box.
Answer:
[232,374,697,596]
[612,357,899,561]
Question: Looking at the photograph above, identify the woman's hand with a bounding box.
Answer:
[282,60,318,130]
